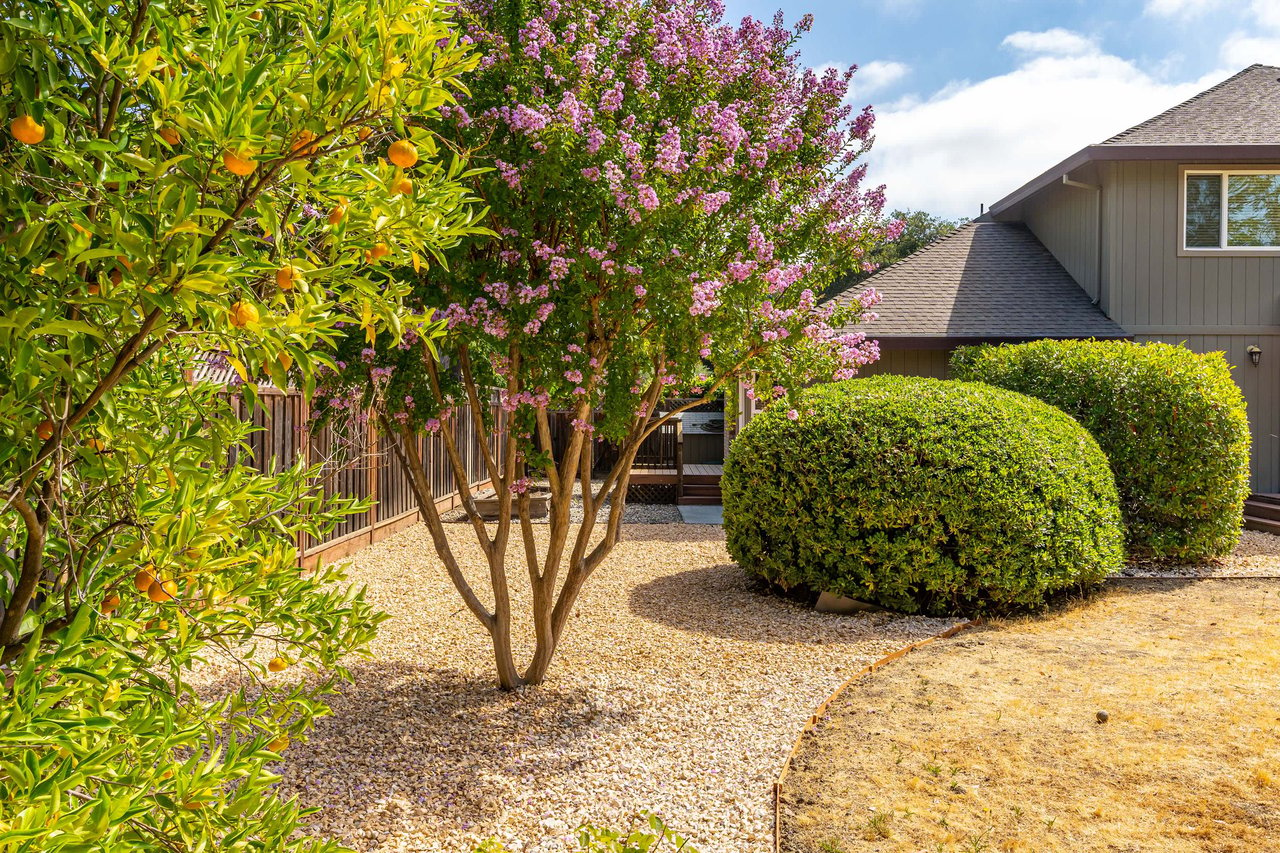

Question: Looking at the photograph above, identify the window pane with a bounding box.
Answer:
[1227,173,1280,247]
[1185,174,1222,248]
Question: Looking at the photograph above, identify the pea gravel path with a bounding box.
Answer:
[264,522,960,853]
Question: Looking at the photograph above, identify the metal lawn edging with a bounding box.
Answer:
[772,619,981,853]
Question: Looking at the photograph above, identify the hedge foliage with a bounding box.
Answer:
[722,376,1124,615]
[951,339,1250,561]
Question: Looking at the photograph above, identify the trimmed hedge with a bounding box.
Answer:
[722,376,1124,615]
[951,340,1250,561]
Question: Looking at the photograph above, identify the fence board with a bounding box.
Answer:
[221,391,495,567]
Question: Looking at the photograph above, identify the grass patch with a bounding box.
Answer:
[780,578,1280,852]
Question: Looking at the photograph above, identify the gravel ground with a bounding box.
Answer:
[220,522,960,853]
[1119,529,1280,577]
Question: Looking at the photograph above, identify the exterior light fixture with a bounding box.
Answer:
[1247,345,1262,366]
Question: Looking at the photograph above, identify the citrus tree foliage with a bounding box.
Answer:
[319,0,899,687]
[0,0,482,847]
[1,370,383,851]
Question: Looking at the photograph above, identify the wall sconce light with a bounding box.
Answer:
[1247,345,1262,366]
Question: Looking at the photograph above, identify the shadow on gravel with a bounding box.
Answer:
[200,663,634,850]
[627,563,920,644]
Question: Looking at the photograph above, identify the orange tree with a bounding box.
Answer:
[0,0,483,848]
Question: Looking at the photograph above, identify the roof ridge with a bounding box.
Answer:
[1102,65,1276,145]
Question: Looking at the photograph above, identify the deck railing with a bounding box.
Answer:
[546,413,684,480]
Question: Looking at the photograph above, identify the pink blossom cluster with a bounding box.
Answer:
[415,0,897,427]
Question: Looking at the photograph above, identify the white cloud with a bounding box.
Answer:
[865,45,1226,218]
[812,59,911,102]
[1146,0,1280,64]
[852,60,911,98]
[1220,33,1280,67]
[1144,0,1225,18]
[1252,0,1280,30]
[1002,28,1099,57]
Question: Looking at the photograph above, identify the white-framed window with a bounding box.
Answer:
[1182,167,1280,252]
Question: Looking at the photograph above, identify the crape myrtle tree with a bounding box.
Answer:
[0,0,482,848]
[319,0,900,688]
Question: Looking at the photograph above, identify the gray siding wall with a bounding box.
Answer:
[858,348,951,379]
[1134,334,1279,493]
[1024,179,1101,301]
[1099,160,1280,329]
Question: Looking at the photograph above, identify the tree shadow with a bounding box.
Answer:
[199,662,634,849]
[627,563,951,644]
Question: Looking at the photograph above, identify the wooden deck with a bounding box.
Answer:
[628,463,722,485]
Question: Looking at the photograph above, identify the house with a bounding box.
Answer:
[806,63,1280,497]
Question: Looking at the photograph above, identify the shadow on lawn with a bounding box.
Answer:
[627,562,921,644]
[202,662,634,848]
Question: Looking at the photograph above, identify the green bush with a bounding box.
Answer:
[951,339,1251,561]
[722,376,1124,615]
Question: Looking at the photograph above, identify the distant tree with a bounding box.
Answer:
[827,209,962,295]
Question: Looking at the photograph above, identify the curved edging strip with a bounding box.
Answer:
[772,619,981,853]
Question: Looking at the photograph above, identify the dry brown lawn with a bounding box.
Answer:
[780,578,1280,853]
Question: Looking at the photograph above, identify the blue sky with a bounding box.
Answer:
[723,0,1280,219]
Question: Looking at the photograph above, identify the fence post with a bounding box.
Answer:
[675,419,684,500]
[367,414,379,548]
[297,395,309,568]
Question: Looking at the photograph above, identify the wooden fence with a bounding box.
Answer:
[227,390,497,568]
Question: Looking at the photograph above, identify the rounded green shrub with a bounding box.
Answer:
[722,376,1124,615]
[950,339,1250,561]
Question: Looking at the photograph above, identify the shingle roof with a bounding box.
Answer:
[830,220,1125,340]
[1102,64,1280,146]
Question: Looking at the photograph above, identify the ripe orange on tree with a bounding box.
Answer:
[10,115,45,144]
[221,149,257,176]
[36,419,54,441]
[291,129,318,155]
[267,656,289,672]
[147,579,179,603]
[328,201,347,225]
[393,176,413,195]
[101,594,121,614]
[229,301,259,327]
[134,566,157,592]
[158,126,181,146]
[275,265,300,291]
[387,139,417,168]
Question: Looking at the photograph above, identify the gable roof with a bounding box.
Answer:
[1103,64,1280,146]
[990,64,1280,216]
[830,220,1125,344]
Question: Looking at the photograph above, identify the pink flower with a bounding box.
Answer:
[637,184,659,211]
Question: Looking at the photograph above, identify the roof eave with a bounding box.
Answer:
[989,143,1280,217]
[876,332,1131,350]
